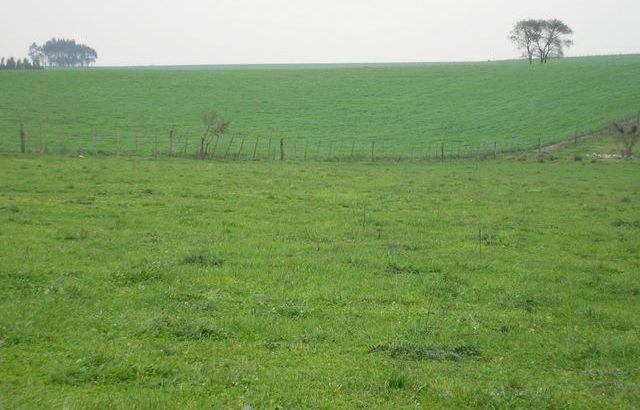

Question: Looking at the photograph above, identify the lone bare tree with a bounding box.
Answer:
[199,111,231,159]
[510,19,573,64]
[613,122,639,158]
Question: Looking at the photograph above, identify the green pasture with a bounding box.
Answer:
[1,55,639,158]
[1,135,639,408]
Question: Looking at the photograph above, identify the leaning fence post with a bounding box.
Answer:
[280,138,285,161]
[19,123,26,153]
[225,135,235,157]
[237,135,245,159]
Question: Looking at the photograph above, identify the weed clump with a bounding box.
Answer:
[369,342,481,361]
[611,219,640,228]
[385,263,421,275]
[112,259,164,286]
[182,253,224,267]
[142,316,229,341]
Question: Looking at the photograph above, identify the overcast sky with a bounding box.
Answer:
[2,0,638,66]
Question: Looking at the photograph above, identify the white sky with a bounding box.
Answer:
[1,0,638,66]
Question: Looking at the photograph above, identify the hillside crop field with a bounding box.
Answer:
[1,55,639,158]
[1,135,639,407]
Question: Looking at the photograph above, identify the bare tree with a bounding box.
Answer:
[613,122,639,158]
[199,111,231,159]
[536,19,573,64]
[510,19,573,64]
[509,20,543,64]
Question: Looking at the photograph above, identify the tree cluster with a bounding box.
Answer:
[509,19,573,64]
[30,38,98,67]
[0,56,43,70]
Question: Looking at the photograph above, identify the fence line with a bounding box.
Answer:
[0,119,627,163]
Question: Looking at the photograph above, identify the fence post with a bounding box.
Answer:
[168,129,174,156]
[371,141,375,162]
[19,123,26,153]
[267,137,272,159]
[237,135,245,158]
[494,142,497,158]
[39,125,44,154]
[225,135,235,157]
[154,131,158,157]
[441,142,444,161]
[280,138,285,161]
[253,137,259,160]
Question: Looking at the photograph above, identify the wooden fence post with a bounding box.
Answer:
[154,131,158,157]
[39,125,44,154]
[116,129,120,157]
[253,137,259,160]
[19,123,26,153]
[225,135,235,157]
[280,138,285,161]
[168,129,174,156]
[237,135,245,158]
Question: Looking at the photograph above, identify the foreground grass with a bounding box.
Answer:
[1,139,639,408]
[1,55,639,157]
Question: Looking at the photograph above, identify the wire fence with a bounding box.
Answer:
[0,120,623,162]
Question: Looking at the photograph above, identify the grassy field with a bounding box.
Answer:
[1,55,639,158]
[1,134,639,408]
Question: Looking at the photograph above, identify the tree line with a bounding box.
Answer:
[0,57,43,70]
[0,38,98,70]
[509,19,573,64]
